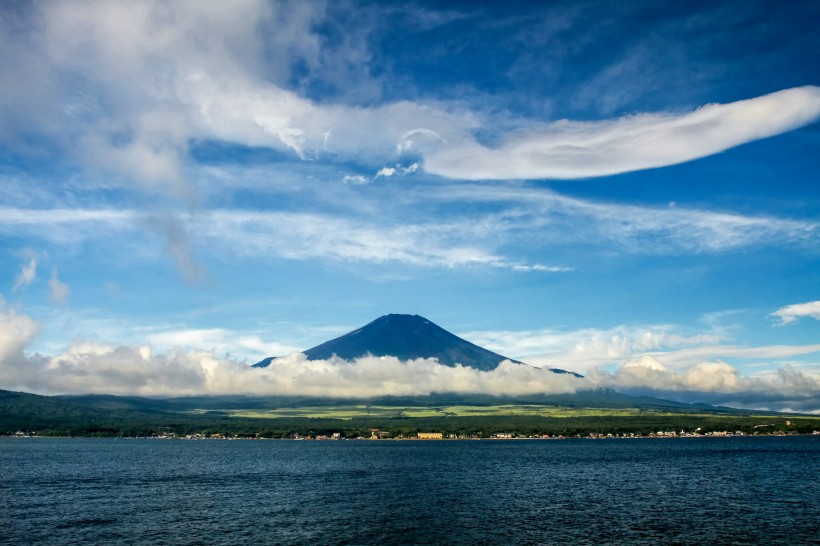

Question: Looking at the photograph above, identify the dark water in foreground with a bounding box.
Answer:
[1,437,818,545]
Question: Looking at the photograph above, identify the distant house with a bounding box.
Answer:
[418,432,443,439]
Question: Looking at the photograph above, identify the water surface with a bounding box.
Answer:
[2,437,817,544]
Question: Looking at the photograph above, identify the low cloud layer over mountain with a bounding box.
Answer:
[1,301,816,412]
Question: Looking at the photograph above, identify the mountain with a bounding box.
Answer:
[0,389,187,436]
[253,313,581,376]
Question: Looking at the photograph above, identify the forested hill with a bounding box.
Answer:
[2,388,817,438]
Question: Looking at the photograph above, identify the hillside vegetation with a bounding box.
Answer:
[2,389,817,438]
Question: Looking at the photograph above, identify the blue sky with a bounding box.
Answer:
[1,0,819,410]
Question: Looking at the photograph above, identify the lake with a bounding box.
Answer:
[1,436,817,545]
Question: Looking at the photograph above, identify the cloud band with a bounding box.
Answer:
[423,87,820,180]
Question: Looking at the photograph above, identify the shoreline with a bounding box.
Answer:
[4,431,818,441]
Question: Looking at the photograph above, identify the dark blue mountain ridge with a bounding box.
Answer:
[253,313,582,376]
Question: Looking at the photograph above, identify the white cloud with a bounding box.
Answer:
[464,324,726,372]
[424,86,820,180]
[505,263,573,273]
[0,303,817,410]
[0,205,560,272]
[4,337,813,410]
[588,356,820,408]
[341,175,369,185]
[590,357,743,392]
[397,129,444,154]
[0,207,135,244]
[48,270,70,304]
[0,189,815,280]
[0,3,816,284]
[638,344,820,369]
[197,210,571,272]
[464,324,820,410]
[432,185,819,253]
[153,213,202,282]
[32,348,584,398]
[203,210,499,268]
[147,328,299,361]
[0,304,584,397]
[2,2,818,202]
[12,255,37,291]
[577,340,820,411]
[0,299,40,362]
[771,300,820,325]
[375,163,419,178]
[0,207,208,282]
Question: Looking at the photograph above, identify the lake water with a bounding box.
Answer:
[1,436,817,545]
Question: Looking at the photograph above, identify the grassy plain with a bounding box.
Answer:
[4,389,818,438]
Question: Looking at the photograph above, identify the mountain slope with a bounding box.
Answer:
[254,313,579,375]
[0,389,190,435]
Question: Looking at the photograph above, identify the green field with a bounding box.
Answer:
[4,389,818,438]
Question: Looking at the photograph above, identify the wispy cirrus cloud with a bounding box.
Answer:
[0,207,135,243]
[771,300,820,325]
[0,206,567,273]
[636,345,820,369]
[2,1,819,203]
[424,87,820,180]
[12,254,37,292]
[431,185,819,253]
[0,193,815,276]
[2,1,817,286]
[198,209,565,272]
[572,199,819,253]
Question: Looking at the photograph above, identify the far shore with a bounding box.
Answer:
[4,431,819,441]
